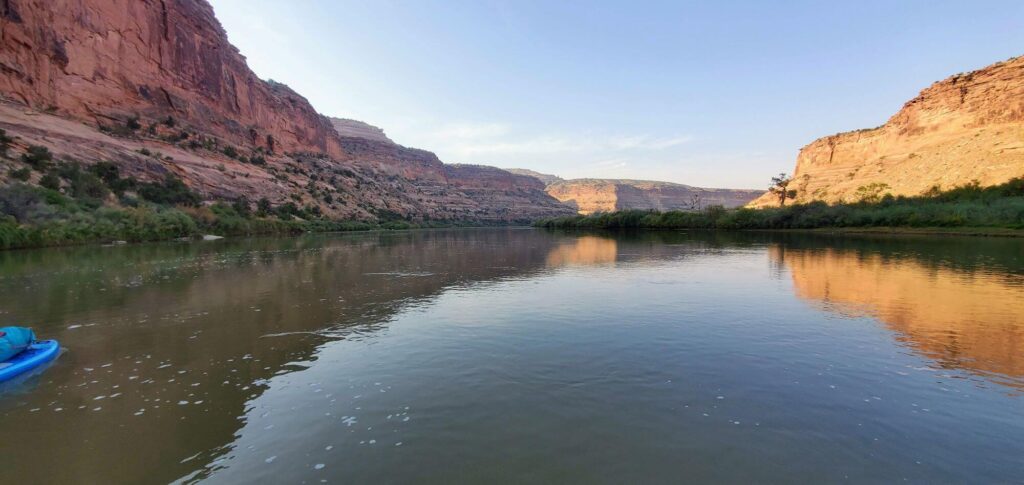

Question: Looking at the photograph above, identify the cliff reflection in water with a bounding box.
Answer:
[545,236,618,267]
[772,244,1024,390]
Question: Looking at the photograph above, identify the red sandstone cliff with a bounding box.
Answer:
[0,0,573,222]
[750,55,1024,207]
[0,0,343,156]
[330,118,393,144]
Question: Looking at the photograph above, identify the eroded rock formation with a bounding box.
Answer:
[750,55,1024,207]
[330,118,393,144]
[0,0,574,222]
[0,0,341,156]
[510,170,762,214]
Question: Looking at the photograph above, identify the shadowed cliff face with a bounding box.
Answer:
[0,0,575,222]
[750,55,1024,207]
[772,244,1024,390]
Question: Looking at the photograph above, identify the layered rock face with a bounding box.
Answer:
[0,0,342,156]
[750,55,1024,207]
[0,0,574,222]
[330,118,393,144]
[443,164,572,221]
[506,168,565,186]
[332,136,571,222]
[511,171,762,214]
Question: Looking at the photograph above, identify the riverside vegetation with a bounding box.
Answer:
[4,141,1023,250]
[536,177,1024,232]
[0,143,429,250]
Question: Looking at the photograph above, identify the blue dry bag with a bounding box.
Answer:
[0,327,36,362]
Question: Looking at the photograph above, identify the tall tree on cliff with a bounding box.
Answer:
[769,173,797,206]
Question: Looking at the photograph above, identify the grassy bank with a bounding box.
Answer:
[0,151,448,250]
[535,178,1024,234]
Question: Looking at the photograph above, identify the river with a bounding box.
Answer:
[0,228,1021,483]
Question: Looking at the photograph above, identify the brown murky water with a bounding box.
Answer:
[0,229,1021,483]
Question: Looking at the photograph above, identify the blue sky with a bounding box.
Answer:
[208,0,1023,189]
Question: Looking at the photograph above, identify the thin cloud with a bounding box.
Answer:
[432,122,511,139]
[429,122,693,157]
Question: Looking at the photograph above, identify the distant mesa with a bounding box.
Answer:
[750,55,1024,207]
[506,168,565,186]
[509,170,762,214]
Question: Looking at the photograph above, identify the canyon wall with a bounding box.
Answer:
[511,171,762,214]
[506,168,565,186]
[0,0,342,156]
[0,0,574,222]
[330,118,393,144]
[750,55,1024,207]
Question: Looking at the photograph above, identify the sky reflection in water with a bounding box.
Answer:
[0,229,1021,483]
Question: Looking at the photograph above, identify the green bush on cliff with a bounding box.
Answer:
[21,146,53,171]
[0,129,13,157]
[137,175,202,206]
[9,167,31,181]
[0,163,425,249]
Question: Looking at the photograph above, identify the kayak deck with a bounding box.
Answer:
[0,340,60,383]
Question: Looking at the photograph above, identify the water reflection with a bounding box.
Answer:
[0,229,568,483]
[1,229,1022,483]
[545,236,618,267]
[771,243,1024,390]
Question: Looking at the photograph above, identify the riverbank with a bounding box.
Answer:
[0,167,475,250]
[535,177,1024,235]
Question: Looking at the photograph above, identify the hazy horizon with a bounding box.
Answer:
[209,0,1023,189]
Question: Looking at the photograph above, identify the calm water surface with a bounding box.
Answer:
[0,228,1022,483]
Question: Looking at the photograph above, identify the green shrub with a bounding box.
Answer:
[89,162,121,184]
[232,197,251,218]
[137,175,201,206]
[89,162,138,196]
[21,145,53,171]
[9,167,30,181]
[0,184,43,222]
[126,115,142,131]
[70,171,109,201]
[256,198,272,217]
[275,202,301,219]
[39,172,61,190]
[0,129,13,157]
